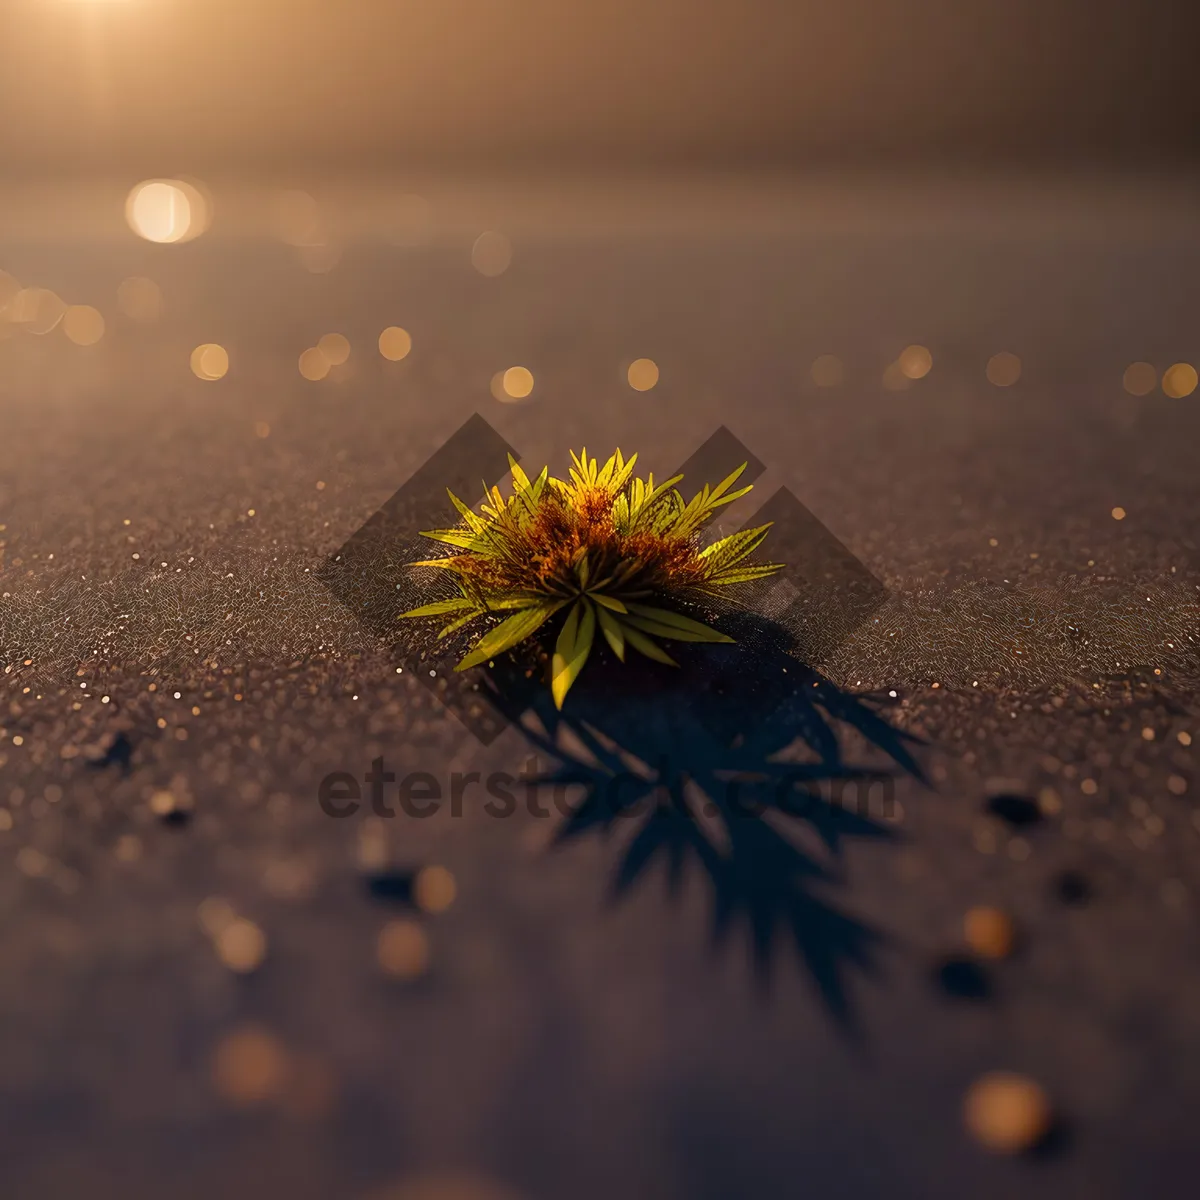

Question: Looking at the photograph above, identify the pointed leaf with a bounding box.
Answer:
[400,597,478,619]
[417,529,476,550]
[595,605,626,661]
[622,614,730,643]
[625,602,734,640]
[551,599,596,709]
[622,623,678,666]
[589,592,628,613]
[455,601,564,671]
[437,610,485,638]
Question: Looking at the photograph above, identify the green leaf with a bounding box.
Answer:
[482,592,551,611]
[589,592,628,613]
[699,522,774,568]
[551,599,596,709]
[507,454,530,493]
[409,556,467,570]
[595,605,626,660]
[455,601,565,671]
[704,562,785,586]
[446,488,487,533]
[625,602,733,641]
[622,614,728,643]
[436,610,485,638]
[707,462,748,503]
[400,597,478,619]
[417,529,476,550]
[622,623,678,666]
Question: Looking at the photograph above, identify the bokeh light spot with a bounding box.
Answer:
[379,326,413,361]
[63,305,105,346]
[1123,361,1157,396]
[317,333,351,365]
[190,343,229,381]
[986,352,1022,387]
[117,276,163,322]
[273,190,323,246]
[810,354,844,387]
[1162,362,1197,399]
[471,231,512,277]
[299,347,331,381]
[211,1026,288,1108]
[10,287,66,334]
[498,366,534,401]
[126,179,208,244]
[1111,506,1127,521]
[413,865,457,913]
[898,344,933,380]
[377,919,430,980]
[627,358,660,391]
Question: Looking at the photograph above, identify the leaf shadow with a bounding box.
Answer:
[481,609,926,1028]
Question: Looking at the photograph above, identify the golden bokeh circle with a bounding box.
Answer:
[126,179,209,244]
[317,333,351,365]
[378,326,413,361]
[117,276,163,322]
[898,344,933,380]
[627,358,660,391]
[1162,362,1197,399]
[810,354,844,388]
[190,343,230,381]
[11,287,66,334]
[1122,361,1156,396]
[210,1026,288,1107]
[377,919,430,980]
[413,865,457,913]
[985,352,1021,387]
[63,305,105,346]
[471,231,512,277]
[299,347,331,381]
[498,366,534,401]
[963,1072,1052,1155]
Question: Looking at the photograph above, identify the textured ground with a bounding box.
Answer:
[1,176,1199,1199]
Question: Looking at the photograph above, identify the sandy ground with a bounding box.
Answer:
[1,175,1199,1199]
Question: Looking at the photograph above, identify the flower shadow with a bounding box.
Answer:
[481,609,926,1027]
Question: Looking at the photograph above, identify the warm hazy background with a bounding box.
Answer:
[2,0,1199,175]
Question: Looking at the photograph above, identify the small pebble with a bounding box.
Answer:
[964,907,1016,959]
[986,794,1042,828]
[964,1071,1053,1154]
[1053,869,1092,906]
[934,956,991,1001]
